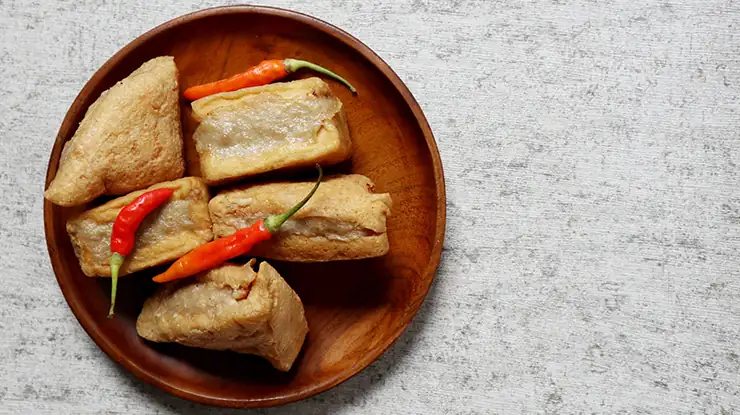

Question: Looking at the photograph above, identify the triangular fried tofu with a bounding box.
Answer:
[136,260,308,372]
[45,56,185,207]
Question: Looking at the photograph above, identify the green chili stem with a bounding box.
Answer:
[108,253,125,318]
[263,165,323,233]
[283,59,357,93]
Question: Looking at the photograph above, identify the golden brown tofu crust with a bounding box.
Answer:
[191,77,352,184]
[66,177,212,277]
[209,174,392,262]
[136,260,308,371]
[45,56,185,206]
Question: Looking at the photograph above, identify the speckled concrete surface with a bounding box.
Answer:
[2,0,740,413]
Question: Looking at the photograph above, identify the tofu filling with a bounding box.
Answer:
[224,216,379,241]
[72,200,195,264]
[194,91,340,159]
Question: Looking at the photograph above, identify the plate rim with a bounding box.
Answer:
[44,4,446,408]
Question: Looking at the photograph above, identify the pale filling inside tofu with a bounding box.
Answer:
[194,92,340,159]
[74,200,194,264]
[223,216,377,241]
[154,280,253,324]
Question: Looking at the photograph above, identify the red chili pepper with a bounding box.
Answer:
[152,166,323,283]
[108,187,175,317]
[183,59,356,101]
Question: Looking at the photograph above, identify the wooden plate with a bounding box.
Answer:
[44,5,445,408]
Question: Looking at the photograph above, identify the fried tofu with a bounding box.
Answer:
[191,77,352,184]
[66,177,212,277]
[208,174,392,262]
[136,260,308,372]
[45,56,185,207]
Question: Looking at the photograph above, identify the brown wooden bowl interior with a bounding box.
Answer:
[44,5,445,408]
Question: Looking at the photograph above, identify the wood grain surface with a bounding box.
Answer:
[43,6,445,408]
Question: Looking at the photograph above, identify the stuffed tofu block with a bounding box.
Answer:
[191,77,352,184]
[209,174,392,262]
[137,260,308,372]
[66,177,212,277]
[45,56,185,207]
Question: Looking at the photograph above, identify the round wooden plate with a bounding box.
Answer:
[44,5,445,408]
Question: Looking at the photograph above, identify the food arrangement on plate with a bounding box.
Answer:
[44,7,444,406]
[44,55,392,372]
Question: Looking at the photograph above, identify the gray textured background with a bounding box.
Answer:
[1,0,739,413]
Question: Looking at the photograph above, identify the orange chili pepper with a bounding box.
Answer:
[109,187,175,317]
[183,59,356,100]
[152,166,323,283]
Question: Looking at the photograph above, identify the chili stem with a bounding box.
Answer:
[283,59,356,93]
[108,253,124,318]
[263,164,323,233]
